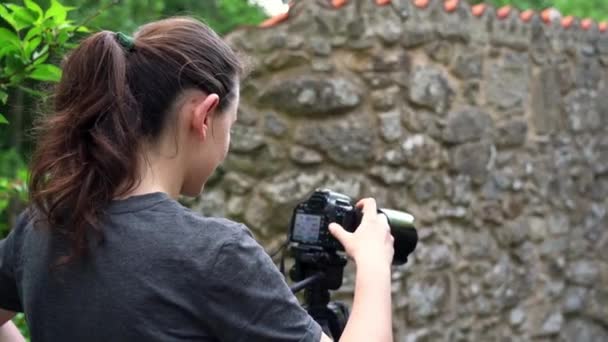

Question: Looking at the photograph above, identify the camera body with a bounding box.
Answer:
[289,189,418,265]
[290,189,361,250]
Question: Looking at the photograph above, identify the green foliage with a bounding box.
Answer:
[468,0,608,22]
[469,0,551,8]
[13,313,30,339]
[0,173,27,228]
[0,1,84,335]
[552,0,608,22]
[0,1,79,338]
[0,0,87,123]
[0,149,28,236]
[212,0,269,34]
[63,0,268,35]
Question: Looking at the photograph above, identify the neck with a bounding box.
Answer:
[115,147,184,201]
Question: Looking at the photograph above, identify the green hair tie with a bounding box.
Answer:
[115,32,135,51]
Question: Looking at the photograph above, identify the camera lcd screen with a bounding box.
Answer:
[292,213,322,244]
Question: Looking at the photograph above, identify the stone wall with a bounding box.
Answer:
[196,0,608,340]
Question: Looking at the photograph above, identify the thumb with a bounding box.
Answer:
[329,223,350,245]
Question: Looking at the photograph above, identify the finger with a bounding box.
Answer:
[329,223,351,245]
[379,214,391,232]
[356,198,378,220]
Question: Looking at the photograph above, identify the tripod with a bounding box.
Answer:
[289,245,350,341]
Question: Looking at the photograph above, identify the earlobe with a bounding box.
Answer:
[200,116,211,142]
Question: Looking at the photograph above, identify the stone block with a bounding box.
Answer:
[259,77,361,115]
[408,67,454,114]
[295,116,375,168]
[449,141,493,184]
[485,53,529,111]
[442,107,494,144]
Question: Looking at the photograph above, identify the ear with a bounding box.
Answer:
[191,94,220,141]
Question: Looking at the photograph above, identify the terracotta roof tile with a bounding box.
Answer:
[581,18,593,30]
[413,0,430,9]
[540,8,552,24]
[332,0,348,8]
[259,11,289,28]
[257,0,607,34]
[561,16,575,29]
[444,0,459,13]
[519,9,534,23]
[497,5,512,20]
[471,4,487,17]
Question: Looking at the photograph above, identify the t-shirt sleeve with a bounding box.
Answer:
[0,211,26,312]
[202,225,322,342]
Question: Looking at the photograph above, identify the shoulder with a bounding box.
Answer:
[176,207,271,262]
[168,205,260,267]
[5,208,35,240]
[1,208,34,263]
[178,205,253,242]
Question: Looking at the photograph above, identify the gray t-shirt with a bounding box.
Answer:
[0,192,322,341]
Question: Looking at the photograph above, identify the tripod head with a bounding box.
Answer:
[289,245,346,290]
[288,245,349,340]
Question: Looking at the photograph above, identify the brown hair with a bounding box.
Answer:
[29,17,242,263]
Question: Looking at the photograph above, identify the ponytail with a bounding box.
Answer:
[30,31,141,263]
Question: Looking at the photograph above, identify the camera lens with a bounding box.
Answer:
[378,209,418,265]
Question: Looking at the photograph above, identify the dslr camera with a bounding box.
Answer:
[289,189,418,265]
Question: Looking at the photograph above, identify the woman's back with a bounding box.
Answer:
[3,192,320,341]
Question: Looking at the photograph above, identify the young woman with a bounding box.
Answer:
[0,17,394,342]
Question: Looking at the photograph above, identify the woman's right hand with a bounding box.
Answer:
[328,198,394,268]
[329,198,395,342]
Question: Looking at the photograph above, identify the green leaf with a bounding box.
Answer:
[0,5,18,31]
[44,0,74,23]
[0,199,8,212]
[0,45,19,57]
[0,114,8,124]
[24,25,42,42]
[28,63,62,82]
[4,4,24,12]
[6,5,36,30]
[9,74,25,85]
[24,0,43,19]
[18,168,28,180]
[0,90,7,104]
[5,56,26,77]
[32,45,49,65]
[24,37,42,59]
[57,21,76,31]
[17,85,46,97]
[0,28,20,48]
[33,44,49,58]
[57,30,70,44]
